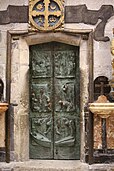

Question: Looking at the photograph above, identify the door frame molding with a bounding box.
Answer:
[6,29,94,163]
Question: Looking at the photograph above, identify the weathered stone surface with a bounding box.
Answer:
[1,161,114,171]
[0,5,28,24]
[0,160,89,171]
[0,0,28,10]
[13,160,89,171]
[19,114,29,161]
[65,5,114,41]
[66,0,114,8]
[0,112,5,147]
[89,163,114,171]
[2,169,13,171]
[89,169,107,171]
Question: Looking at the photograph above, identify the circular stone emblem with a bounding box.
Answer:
[29,0,64,31]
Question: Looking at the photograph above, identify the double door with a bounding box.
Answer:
[29,42,80,159]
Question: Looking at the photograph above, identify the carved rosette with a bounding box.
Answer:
[29,0,64,31]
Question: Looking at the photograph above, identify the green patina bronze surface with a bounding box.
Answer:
[29,42,80,159]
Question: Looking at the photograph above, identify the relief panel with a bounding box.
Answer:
[31,50,52,78]
[55,80,75,112]
[30,117,52,147]
[30,116,53,158]
[54,51,76,78]
[54,112,80,159]
[30,82,52,112]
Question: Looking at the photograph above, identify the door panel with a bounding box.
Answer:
[54,112,77,159]
[54,79,75,112]
[54,51,76,78]
[53,48,79,159]
[31,81,52,112]
[29,42,80,159]
[30,44,53,159]
[31,50,52,78]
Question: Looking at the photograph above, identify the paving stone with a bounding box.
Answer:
[89,170,107,171]
[94,170,107,171]
[2,169,13,171]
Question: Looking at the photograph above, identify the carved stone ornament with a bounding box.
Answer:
[29,0,64,31]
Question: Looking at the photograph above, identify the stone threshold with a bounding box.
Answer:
[1,160,114,171]
[0,160,88,171]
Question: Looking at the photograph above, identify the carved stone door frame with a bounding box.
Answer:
[6,29,94,163]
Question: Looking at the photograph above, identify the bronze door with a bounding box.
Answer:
[29,42,80,159]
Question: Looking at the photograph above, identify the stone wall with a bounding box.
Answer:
[65,0,114,80]
[65,0,114,150]
[0,24,28,151]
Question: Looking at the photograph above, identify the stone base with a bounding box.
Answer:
[89,163,114,171]
[1,160,114,171]
[0,160,88,171]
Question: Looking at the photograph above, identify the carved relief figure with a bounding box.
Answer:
[32,51,51,77]
[55,117,75,146]
[31,85,51,112]
[55,51,75,77]
[56,82,75,112]
[31,117,52,147]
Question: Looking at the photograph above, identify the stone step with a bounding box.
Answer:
[13,160,89,171]
[0,160,88,171]
[1,160,114,171]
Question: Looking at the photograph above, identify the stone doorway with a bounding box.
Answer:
[29,42,80,159]
[5,30,93,163]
